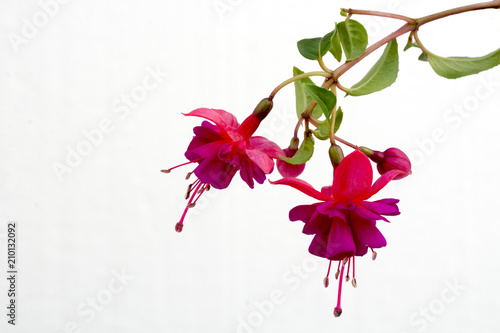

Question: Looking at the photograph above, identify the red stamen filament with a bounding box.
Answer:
[335,261,341,280]
[161,158,203,173]
[345,258,351,282]
[324,260,333,288]
[352,256,357,288]
[175,180,203,232]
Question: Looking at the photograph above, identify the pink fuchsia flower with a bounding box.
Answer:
[360,146,412,180]
[271,149,407,317]
[162,98,283,232]
[277,138,306,178]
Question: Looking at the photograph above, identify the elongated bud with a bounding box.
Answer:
[252,97,274,120]
[329,144,344,168]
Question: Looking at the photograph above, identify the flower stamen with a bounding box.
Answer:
[371,248,377,261]
[334,257,349,317]
[334,261,341,280]
[324,260,333,288]
[351,256,357,288]
[161,158,203,174]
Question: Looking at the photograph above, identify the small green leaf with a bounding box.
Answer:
[425,48,500,79]
[313,119,330,140]
[320,30,334,58]
[330,26,343,62]
[297,37,327,60]
[280,132,315,165]
[337,19,368,61]
[418,52,428,62]
[304,84,337,119]
[345,39,399,96]
[292,67,323,119]
[334,107,343,133]
[404,42,419,52]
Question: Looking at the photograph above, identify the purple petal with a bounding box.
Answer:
[308,232,329,258]
[194,156,236,189]
[186,140,225,161]
[325,217,356,260]
[303,210,332,235]
[251,159,267,185]
[353,204,390,222]
[289,204,317,222]
[349,213,387,256]
[239,157,255,189]
[360,199,400,216]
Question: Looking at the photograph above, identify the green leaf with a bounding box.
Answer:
[418,52,428,62]
[292,67,323,119]
[303,84,337,119]
[313,107,343,140]
[297,37,328,60]
[320,30,334,58]
[313,119,330,140]
[280,132,315,165]
[334,107,343,133]
[404,42,419,52]
[425,48,500,79]
[330,26,343,62]
[345,39,399,96]
[337,19,368,61]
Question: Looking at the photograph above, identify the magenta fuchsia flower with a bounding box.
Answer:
[271,149,407,316]
[163,100,283,232]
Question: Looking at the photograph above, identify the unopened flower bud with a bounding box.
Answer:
[237,98,274,138]
[361,146,411,180]
[252,97,274,120]
[329,144,344,168]
[277,138,306,178]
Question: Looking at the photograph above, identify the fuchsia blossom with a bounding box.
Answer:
[271,149,407,316]
[163,99,283,232]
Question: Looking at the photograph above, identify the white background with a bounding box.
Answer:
[1,0,500,332]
